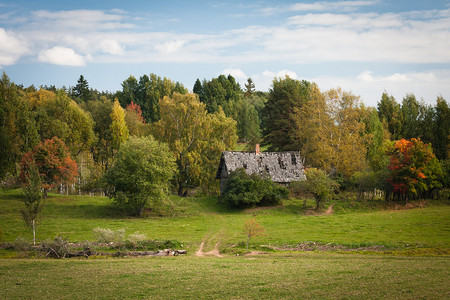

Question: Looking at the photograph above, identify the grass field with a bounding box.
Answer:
[1,254,449,299]
[0,190,449,298]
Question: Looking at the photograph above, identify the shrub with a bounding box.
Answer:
[303,168,339,210]
[92,227,125,243]
[221,168,289,208]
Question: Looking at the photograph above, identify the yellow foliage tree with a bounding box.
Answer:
[295,87,367,177]
[152,93,237,195]
[110,98,129,151]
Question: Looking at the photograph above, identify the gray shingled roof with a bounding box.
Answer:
[216,151,305,183]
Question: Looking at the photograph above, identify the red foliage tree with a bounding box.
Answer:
[20,137,78,197]
[386,138,443,201]
[126,101,145,123]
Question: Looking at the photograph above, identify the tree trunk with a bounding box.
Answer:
[32,219,36,246]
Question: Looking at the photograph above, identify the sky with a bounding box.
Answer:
[1,0,449,107]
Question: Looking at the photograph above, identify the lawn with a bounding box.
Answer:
[1,190,449,253]
[1,190,449,299]
[0,254,449,299]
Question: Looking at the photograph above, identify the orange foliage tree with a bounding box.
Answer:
[20,137,78,197]
[386,138,443,201]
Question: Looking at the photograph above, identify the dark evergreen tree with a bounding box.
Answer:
[244,78,255,97]
[262,76,311,151]
[73,75,91,102]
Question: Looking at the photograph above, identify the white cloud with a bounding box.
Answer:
[98,39,124,55]
[220,68,248,81]
[309,70,450,107]
[0,28,29,65]
[38,46,85,66]
[154,40,185,54]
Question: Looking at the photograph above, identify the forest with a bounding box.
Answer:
[1,71,449,216]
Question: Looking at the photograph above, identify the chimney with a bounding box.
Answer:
[255,144,260,154]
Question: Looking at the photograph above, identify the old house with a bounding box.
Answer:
[216,145,306,194]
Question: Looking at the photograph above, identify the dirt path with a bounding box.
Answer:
[195,239,223,257]
[324,204,334,215]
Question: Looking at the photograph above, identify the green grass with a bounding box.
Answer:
[1,189,449,253]
[1,189,449,299]
[1,254,449,299]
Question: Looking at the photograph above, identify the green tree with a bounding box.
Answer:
[152,93,237,195]
[377,92,403,140]
[199,74,242,116]
[244,78,255,97]
[84,97,114,169]
[0,72,39,180]
[20,161,44,245]
[401,94,420,139]
[118,74,187,123]
[72,75,91,102]
[235,99,261,148]
[303,168,339,210]
[20,137,78,197]
[433,97,449,160]
[110,98,129,151]
[27,89,95,157]
[104,136,176,216]
[262,76,311,151]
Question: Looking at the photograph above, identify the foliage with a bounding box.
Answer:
[433,97,450,160]
[386,138,443,200]
[243,218,265,253]
[27,89,95,157]
[262,76,312,151]
[377,92,403,140]
[0,72,39,180]
[20,137,78,196]
[152,93,237,195]
[104,136,176,216]
[124,101,149,137]
[118,74,188,123]
[295,88,367,177]
[92,227,125,243]
[303,168,339,209]
[20,162,44,245]
[110,98,129,151]
[72,75,91,102]
[351,168,388,201]
[221,168,289,208]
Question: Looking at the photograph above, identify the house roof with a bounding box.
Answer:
[216,151,305,183]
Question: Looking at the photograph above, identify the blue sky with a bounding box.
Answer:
[1,0,449,107]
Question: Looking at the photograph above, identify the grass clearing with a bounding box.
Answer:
[1,253,449,299]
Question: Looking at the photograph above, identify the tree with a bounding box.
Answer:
[110,98,129,151]
[0,72,39,180]
[199,74,242,116]
[125,101,149,137]
[20,137,78,197]
[72,75,90,102]
[221,168,289,209]
[433,97,449,160]
[262,76,312,151]
[244,78,255,97]
[295,88,367,177]
[377,92,403,140]
[302,168,339,210]
[118,73,188,123]
[386,138,443,201]
[104,136,176,216]
[152,93,237,195]
[235,99,261,147]
[20,161,44,245]
[27,89,95,157]
[243,218,265,253]
[401,94,420,139]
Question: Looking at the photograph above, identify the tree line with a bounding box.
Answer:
[1,72,449,215]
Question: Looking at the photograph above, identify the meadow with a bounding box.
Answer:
[0,190,449,299]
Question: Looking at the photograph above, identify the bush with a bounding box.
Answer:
[221,168,289,208]
[304,168,339,209]
[92,227,125,243]
[41,236,72,258]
